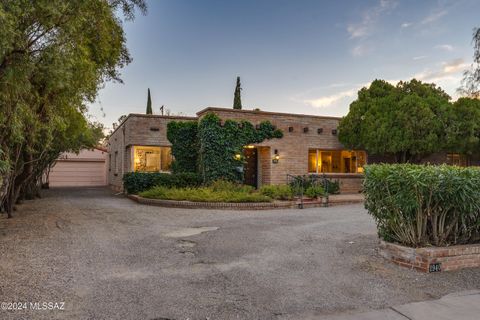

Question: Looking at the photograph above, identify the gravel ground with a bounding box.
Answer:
[0,187,479,320]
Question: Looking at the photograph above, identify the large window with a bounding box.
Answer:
[133,146,172,172]
[308,149,366,174]
[446,153,469,167]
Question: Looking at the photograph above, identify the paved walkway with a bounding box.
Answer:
[322,290,480,320]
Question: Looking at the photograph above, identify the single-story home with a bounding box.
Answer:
[107,107,476,193]
[107,108,367,193]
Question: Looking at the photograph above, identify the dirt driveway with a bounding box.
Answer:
[0,188,479,320]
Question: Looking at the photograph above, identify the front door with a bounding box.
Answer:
[243,148,258,188]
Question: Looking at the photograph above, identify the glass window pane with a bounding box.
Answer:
[308,150,317,173]
[160,147,172,171]
[134,146,161,172]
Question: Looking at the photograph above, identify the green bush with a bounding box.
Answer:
[304,185,325,199]
[166,121,199,173]
[209,179,254,193]
[288,175,340,195]
[364,164,480,247]
[123,172,202,194]
[139,186,271,203]
[259,184,293,200]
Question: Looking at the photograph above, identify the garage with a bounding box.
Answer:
[48,148,107,187]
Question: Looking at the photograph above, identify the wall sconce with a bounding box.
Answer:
[272,149,280,163]
[234,153,242,160]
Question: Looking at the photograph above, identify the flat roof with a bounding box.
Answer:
[109,113,197,137]
[196,107,342,120]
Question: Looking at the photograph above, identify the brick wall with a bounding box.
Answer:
[197,108,348,185]
[379,240,480,272]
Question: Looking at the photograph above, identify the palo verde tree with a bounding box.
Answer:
[146,88,153,114]
[0,0,146,217]
[338,79,451,163]
[233,76,242,110]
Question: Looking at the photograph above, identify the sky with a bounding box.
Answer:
[89,0,480,130]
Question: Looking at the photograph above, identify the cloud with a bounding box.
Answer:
[352,44,371,57]
[413,55,428,60]
[401,22,412,28]
[303,89,358,108]
[421,9,447,24]
[435,44,454,52]
[347,0,398,39]
[414,58,468,82]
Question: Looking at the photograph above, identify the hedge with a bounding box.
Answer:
[364,164,480,247]
[123,172,202,194]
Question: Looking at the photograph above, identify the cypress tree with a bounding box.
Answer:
[146,88,153,114]
[233,77,242,110]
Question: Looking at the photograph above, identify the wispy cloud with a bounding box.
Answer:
[435,44,454,52]
[401,22,412,28]
[347,0,397,39]
[421,9,448,24]
[351,44,371,57]
[413,55,428,60]
[303,89,358,108]
[414,58,468,82]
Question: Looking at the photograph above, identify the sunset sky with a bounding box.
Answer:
[89,0,480,130]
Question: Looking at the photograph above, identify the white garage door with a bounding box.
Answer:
[49,160,106,187]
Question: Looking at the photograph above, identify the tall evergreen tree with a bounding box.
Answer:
[233,77,242,110]
[146,88,153,114]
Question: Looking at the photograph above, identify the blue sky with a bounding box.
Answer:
[90,0,480,130]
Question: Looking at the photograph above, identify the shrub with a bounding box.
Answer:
[139,186,271,203]
[123,172,202,194]
[209,179,254,193]
[259,184,293,200]
[304,185,325,199]
[166,121,199,173]
[288,175,340,195]
[364,164,480,247]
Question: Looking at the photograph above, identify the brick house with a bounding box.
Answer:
[107,107,369,192]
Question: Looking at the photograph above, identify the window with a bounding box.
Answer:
[446,153,469,167]
[308,149,366,174]
[133,146,172,172]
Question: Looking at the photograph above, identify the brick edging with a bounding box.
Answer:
[379,240,480,273]
[127,194,297,210]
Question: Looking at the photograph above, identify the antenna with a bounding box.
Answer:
[160,105,164,116]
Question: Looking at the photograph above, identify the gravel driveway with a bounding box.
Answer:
[0,187,479,320]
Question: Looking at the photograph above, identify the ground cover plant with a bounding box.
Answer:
[364,164,480,247]
[139,180,271,203]
[123,172,201,194]
[259,184,294,200]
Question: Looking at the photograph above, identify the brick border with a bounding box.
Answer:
[127,194,298,210]
[379,240,480,273]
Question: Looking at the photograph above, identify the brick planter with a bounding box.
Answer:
[379,240,480,273]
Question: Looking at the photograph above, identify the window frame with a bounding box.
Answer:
[132,145,172,173]
[308,149,366,174]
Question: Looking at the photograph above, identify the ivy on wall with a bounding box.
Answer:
[198,113,283,183]
[167,112,283,184]
[166,121,199,173]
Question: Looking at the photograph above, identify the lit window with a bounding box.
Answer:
[133,146,172,172]
[308,149,366,174]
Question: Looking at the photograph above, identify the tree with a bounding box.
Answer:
[460,28,480,98]
[338,79,451,163]
[233,76,242,110]
[146,88,153,114]
[0,0,146,217]
[444,97,480,155]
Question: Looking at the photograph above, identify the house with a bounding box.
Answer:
[47,147,108,187]
[107,107,366,193]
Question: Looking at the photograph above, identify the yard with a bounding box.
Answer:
[1,188,479,320]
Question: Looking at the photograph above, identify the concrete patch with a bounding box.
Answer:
[165,226,218,238]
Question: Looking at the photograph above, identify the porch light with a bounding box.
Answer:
[272,149,280,163]
[234,153,242,160]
